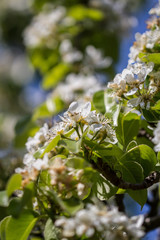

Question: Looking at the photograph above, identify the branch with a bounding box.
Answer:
[146,186,159,217]
[92,158,160,190]
[143,215,160,232]
[115,194,125,212]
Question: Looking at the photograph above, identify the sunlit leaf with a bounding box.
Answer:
[6,174,22,197]
[42,63,71,90]
[5,210,38,240]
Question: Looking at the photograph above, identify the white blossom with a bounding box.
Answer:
[25,123,49,153]
[53,73,103,103]
[55,204,145,240]
[149,1,160,16]
[24,6,67,48]
[85,45,112,70]
[60,39,83,63]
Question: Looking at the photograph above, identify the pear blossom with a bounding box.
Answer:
[62,101,92,127]
[53,73,103,103]
[55,204,144,240]
[23,6,67,48]
[149,1,160,16]
[60,39,83,64]
[25,123,49,153]
[85,45,112,70]
[108,61,154,106]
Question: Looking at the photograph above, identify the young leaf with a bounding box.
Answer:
[115,161,147,208]
[0,216,11,240]
[127,189,147,209]
[120,145,157,177]
[95,174,118,200]
[68,5,104,21]
[5,210,38,240]
[118,161,144,183]
[59,138,82,153]
[151,100,160,111]
[44,218,60,240]
[139,52,160,64]
[142,109,160,122]
[157,152,160,163]
[41,135,61,157]
[0,191,8,207]
[116,112,140,148]
[93,90,105,114]
[42,63,71,90]
[6,174,22,197]
[104,90,121,126]
[62,198,84,215]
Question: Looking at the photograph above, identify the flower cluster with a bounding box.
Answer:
[24,6,69,48]
[24,0,139,49]
[55,204,144,240]
[61,101,117,143]
[51,73,103,104]
[108,61,154,109]
[107,2,160,110]
[16,101,116,189]
[16,155,87,198]
[129,2,160,64]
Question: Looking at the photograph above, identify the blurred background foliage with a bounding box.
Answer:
[0,0,147,189]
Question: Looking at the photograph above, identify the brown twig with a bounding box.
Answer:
[92,158,160,190]
[143,215,160,232]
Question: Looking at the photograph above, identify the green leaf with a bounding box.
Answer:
[120,145,157,177]
[127,189,147,209]
[0,216,11,240]
[14,116,39,148]
[38,170,51,188]
[93,90,105,114]
[41,135,61,157]
[157,152,160,163]
[0,207,8,221]
[59,138,82,153]
[0,191,8,207]
[8,182,35,218]
[6,174,22,197]
[63,128,75,138]
[7,198,22,218]
[5,210,38,240]
[66,157,86,169]
[155,162,160,171]
[126,140,137,151]
[142,109,160,122]
[83,139,123,166]
[33,135,61,159]
[21,183,35,209]
[104,90,121,126]
[44,218,60,240]
[62,198,83,215]
[118,161,144,183]
[68,5,104,21]
[33,97,65,120]
[139,52,160,64]
[95,174,118,200]
[151,100,160,111]
[42,63,71,90]
[116,112,140,148]
[116,189,126,194]
[115,161,147,208]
